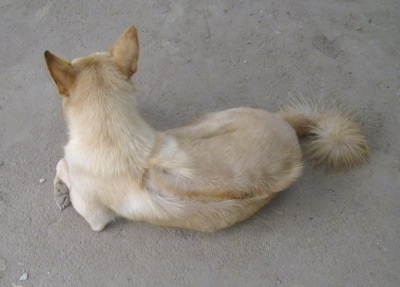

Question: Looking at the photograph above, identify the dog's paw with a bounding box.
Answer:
[54,180,71,210]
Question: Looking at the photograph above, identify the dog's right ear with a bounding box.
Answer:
[109,26,139,78]
[44,51,76,97]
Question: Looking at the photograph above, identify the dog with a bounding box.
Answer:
[44,26,369,232]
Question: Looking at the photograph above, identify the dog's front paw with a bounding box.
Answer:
[54,180,71,210]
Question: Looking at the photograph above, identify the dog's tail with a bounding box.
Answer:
[279,99,370,170]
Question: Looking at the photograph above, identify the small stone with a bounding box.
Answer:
[19,272,29,281]
[39,178,46,183]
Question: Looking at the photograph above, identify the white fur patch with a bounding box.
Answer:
[116,192,156,220]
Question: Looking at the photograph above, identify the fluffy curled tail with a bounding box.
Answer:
[279,99,370,170]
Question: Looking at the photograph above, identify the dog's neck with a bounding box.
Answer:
[64,86,156,177]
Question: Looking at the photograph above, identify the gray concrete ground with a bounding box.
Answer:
[1,1,399,286]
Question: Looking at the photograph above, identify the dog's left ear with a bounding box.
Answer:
[44,51,76,97]
[109,26,139,77]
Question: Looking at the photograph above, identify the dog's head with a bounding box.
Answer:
[44,26,139,101]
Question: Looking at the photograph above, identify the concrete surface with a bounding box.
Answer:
[0,0,399,286]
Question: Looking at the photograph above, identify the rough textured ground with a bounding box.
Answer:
[1,1,399,286]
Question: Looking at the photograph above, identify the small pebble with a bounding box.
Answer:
[39,178,46,183]
[19,272,29,281]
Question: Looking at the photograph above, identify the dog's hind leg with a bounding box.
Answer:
[54,158,71,210]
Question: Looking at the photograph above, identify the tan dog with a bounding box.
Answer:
[44,26,369,232]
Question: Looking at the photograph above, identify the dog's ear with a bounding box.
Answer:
[44,51,76,97]
[109,26,139,77]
